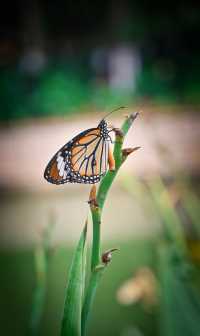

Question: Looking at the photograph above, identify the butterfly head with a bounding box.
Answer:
[98,106,126,139]
[98,119,109,139]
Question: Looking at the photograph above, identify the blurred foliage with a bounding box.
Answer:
[0,64,91,121]
[0,61,199,122]
[159,245,200,336]
[0,0,200,121]
[120,172,200,336]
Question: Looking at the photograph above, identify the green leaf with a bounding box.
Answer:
[61,224,87,336]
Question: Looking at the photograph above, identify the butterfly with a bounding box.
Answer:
[44,108,124,185]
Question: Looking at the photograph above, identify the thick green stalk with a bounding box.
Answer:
[97,112,138,210]
[81,266,105,335]
[81,112,139,336]
[96,137,123,210]
[91,207,101,271]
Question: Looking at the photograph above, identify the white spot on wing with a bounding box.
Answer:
[59,161,65,177]
[56,155,62,163]
[58,158,64,170]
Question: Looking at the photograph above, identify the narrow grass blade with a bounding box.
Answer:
[61,224,87,336]
[29,219,55,336]
[182,190,200,237]
[29,246,47,336]
[159,245,200,336]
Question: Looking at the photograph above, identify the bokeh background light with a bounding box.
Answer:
[0,1,200,336]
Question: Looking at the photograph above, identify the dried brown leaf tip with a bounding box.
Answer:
[108,146,115,171]
[113,128,124,138]
[102,248,119,265]
[88,185,98,208]
[130,111,139,121]
[123,111,139,123]
[122,146,141,159]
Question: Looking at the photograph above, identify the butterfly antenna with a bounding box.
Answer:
[103,106,127,120]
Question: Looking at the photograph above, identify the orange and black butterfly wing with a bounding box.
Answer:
[44,127,109,185]
[70,128,109,184]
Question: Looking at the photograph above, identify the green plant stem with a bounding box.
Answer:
[91,207,101,271]
[81,112,139,336]
[96,139,123,210]
[81,266,105,335]
[97,113,138,211]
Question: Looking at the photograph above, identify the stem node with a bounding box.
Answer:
[122,146,141,161]
[102,248,119,265]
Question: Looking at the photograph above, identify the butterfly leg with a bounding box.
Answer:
[108,146,115,171]
[107,135,115,144]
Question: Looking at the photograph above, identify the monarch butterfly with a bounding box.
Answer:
[44,108,124,185]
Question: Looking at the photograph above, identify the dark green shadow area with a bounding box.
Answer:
[0,239,158,336]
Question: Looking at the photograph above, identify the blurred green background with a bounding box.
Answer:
[0,0,200,122]
[0,1,200,336]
